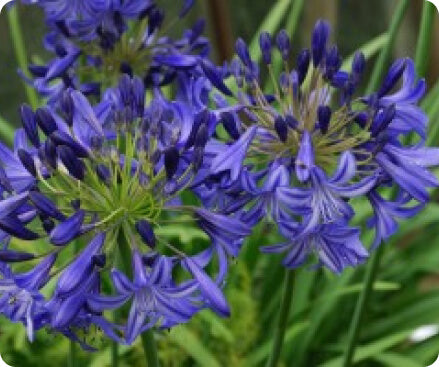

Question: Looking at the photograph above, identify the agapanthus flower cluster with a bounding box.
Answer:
[21,0,210,104]
[0,71,251,346]
[203,20,439,273]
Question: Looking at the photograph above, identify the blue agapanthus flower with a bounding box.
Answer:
[0,74,250,346]
[202,20,439,273]
[21,0,210,104]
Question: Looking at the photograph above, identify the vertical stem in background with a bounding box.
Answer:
[68,341,77,367]
[415,1,436,77]
[6,5,39,109]
[285,0,305,37]
[265,270,295,367]
[206,0,234,62]
[365,0,410,94]
[111,341,119,367]
[141,331,160,367]
[117,231,159,367]
[341,245,384,367]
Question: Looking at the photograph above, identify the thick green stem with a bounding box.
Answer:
[265,269,295,367]
[117,230,159,367]
[111,341,119,367]
[341,245,384,367]
[68,340,77,367]
[365,0,410,94]
[414,1,436,77]
[141,330,160,367]
[6,5,39,109]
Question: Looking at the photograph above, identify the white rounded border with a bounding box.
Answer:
[427,0,439,13]
[428,355,439,367]
[0,0,436,366]
[0,354,11,367]
[0,0,13,13]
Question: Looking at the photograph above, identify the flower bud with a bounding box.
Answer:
[20,104,40,148]
[221,112,240,140]
[29,190,65,221]
[50,210,85,246]
[17,149,37,177]
[259,32,272,64]
[274,116,288,142]
[58,145,85,180]
[135,220,156,248]
[164,147,180,180]
[318,105,332,134]
[276,29,290,61]
[297,49,311,85]
[35,107,57,136]
[312,20,330,67]
[0,250,35,262]
[235,38,252,68]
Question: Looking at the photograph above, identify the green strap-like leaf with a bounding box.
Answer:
[373,352,423,367]
[0,115,16,145]
[6,5,39,109]
[321,330,415,367]
[168,325,222,367]
[245,321,309,366]
[415,1,437,77]
[365,0,410,94]
[341,33,389,72]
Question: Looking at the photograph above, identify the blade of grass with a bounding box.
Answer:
[365,0,410,94]
[414,1,436,77]
[285,0,305,37]
[362,291,439,340]
[373,352,423,367]
[0,115,16,146]
[323,330,415,367]
[168,325,221,367]
[292,269,355,366]
[291,268,317,318]
[265,269,295,367]
[426,92,439,146]
[6,5,39,109]
[422,79,439,112]
[341,245,385,367]
[246,321,309,366]
[341,33,389,71]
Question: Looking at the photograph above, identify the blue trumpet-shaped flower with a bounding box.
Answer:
[261,222,368,273]
[0,254,56,341]
[88,251,201,344]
